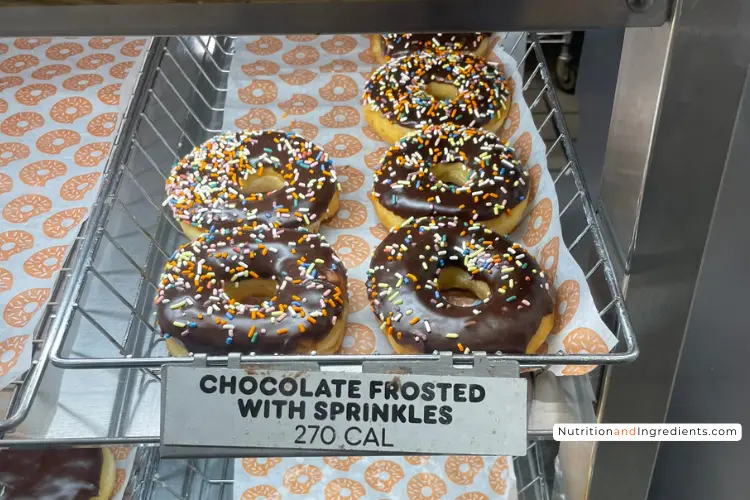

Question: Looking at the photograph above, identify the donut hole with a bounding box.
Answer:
[437,267,490,307]
[240,169,285,195]
[225,278,278,304]
[432,162,471,187]
[425,82,458,102]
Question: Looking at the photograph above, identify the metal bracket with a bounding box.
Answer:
[363,351,519,378]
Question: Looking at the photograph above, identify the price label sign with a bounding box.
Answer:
[161,367,527,455]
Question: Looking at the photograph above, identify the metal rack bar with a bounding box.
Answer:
[0,0,670,37]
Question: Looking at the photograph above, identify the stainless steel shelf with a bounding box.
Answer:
[0,33,631,446]
[127,442,552,499]
[0,0,670,37]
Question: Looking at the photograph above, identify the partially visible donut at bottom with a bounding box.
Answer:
[156,225,348,355]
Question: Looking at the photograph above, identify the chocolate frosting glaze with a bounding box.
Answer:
[0,448,101,500]
[380,33,491,59]
[165,130,339,231]
[373,124,529,220]
[367,217,553,354]
[156,225,347,354]
[363,51,509,129]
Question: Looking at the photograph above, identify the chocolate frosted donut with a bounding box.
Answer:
[372,124,529,234]
[156,225,348,355]
[363,51,511,143]
[371,33,492,63]
[367,217,553,354]
[0,448,115,500]
[165,130,340,239]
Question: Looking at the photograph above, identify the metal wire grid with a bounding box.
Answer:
[0,33,637,435]
[127,441,550,500]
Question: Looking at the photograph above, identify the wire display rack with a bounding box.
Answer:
[0,32,637,440]
[127,442,551,500]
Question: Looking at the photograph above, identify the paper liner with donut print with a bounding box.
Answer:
[0,35,147,398]
[233,454,518,499]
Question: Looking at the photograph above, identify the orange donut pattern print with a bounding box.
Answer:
[3,194,52,223]
[281,121,318,141]
[74,143,111,167]
[279,94,318,115]
[36,129,81,154]
[331,234,369,269]
[241,485,281,500]
[324,134,363,158]
[77,53,115,70]
[3,288,50,328]
[1,112,44,137]
[0,336,28,377]
[488,457,509,494]
[23,245,67,279]
[283,464,322,494]
[538,236,560,285]
[242,458,282,477]
[15,83,57,106]
[242,60,280,77]
[365,460,405,493]
[45,42,84,60]
[320,106,360,128]
[325,199,367,229]
[337,165,365,194]
[444,456,485,485]
[0,76,24,92]
[369,223,390,241]
[322,456,362,471]
[319,74,359,102]
[108,447,131,461]
[407,472,447,500]
[109,61,134,79]
[63,74,104,91]
[339,322,376,354]
[246,37,283,55]
[0,267,12,293]
[235,109,277,131]
[19,160,67,187]
[0,142,30,167]
[358,48,376,64]
[14,38,52,50]
[0,173,11,195]
[561,327,609,375]
[321,59,358,73]
[0,231,34,261]
[87,112,118,137]
[324,478,366,500]
[238,80,278,106]
[512,131,532,166]
[43,208,88,239]
[499,103,521,142]
[1,55,39,74]
[456,493,490,500]
[282,46,320,66]
[89,37,125,50]
[405,456,430,466]
[527,164,542,202]
[50,97,93,123]
[552,280,580,334]
[0,43,6,56]
[279,69,317,86]
[361,126,382,142]
[365,147,389,170]
[31,64,71,80]
[121,39,146,57]
[112,469,127,496]
[523,197,553,247]
[0,98,6,114]
[346,278,368,313]
[60,172,101,201]
[287,35,319,42]
[97,83,121,105]
[321,35,357,55]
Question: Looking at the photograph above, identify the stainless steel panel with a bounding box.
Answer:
[589,0,750,498]
[0,0,670,36]
[648,59,750,500]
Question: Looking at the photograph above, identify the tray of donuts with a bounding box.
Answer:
[156,32,625,376]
